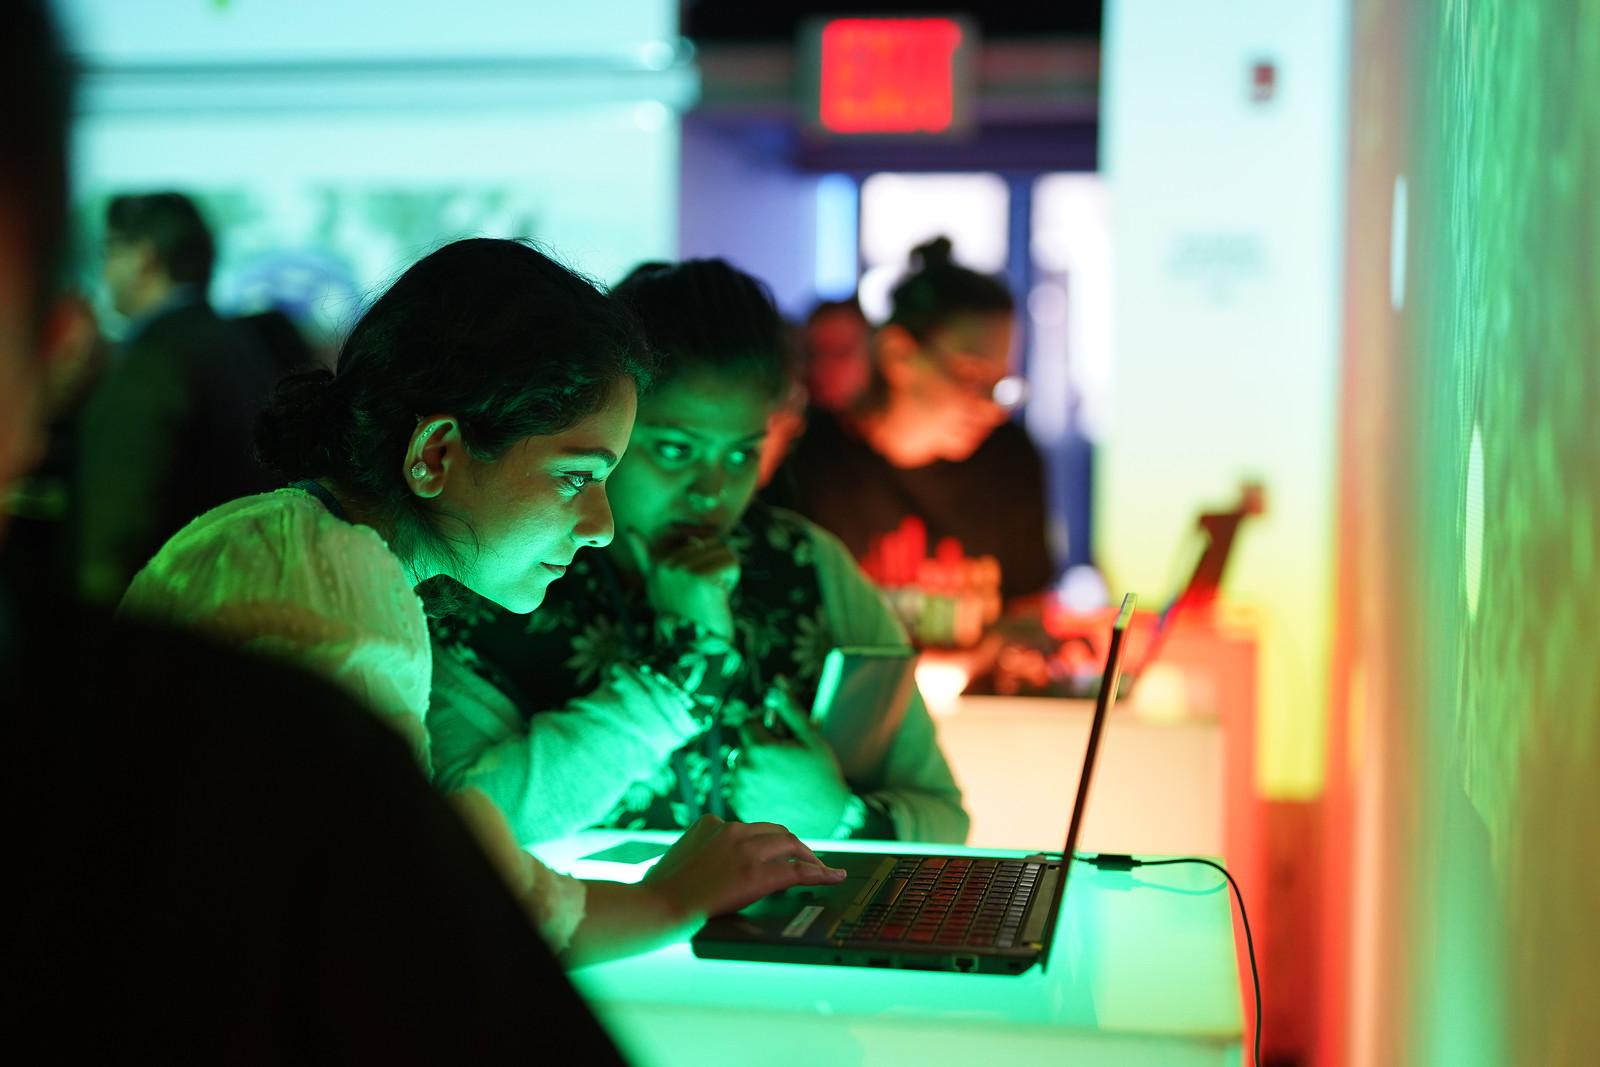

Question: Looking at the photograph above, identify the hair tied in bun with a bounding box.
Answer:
[910,236,955,271]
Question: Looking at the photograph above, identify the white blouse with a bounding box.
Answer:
[119,487,586,952]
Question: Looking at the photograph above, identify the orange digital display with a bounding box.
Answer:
[817,18,966,134]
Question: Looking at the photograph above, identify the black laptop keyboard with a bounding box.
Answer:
[833,857,1043,949]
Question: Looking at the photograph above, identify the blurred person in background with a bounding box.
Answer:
[429,258,969,847]
[803,296,873,414]
[757,297,874,487]
[766,237,1054,649]
[4,5,634,1058]
[73,191,279,604]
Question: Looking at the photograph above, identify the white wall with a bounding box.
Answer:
[1101,0,1349,797]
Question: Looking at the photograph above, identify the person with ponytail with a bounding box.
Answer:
[118,237,844,966]
[766,237,1054,645]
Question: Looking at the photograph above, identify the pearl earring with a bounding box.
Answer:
[409,461,428,480]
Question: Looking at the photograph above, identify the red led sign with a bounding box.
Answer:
[817,18,967,135]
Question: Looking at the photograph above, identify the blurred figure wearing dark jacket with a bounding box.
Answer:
[75,192,278,603]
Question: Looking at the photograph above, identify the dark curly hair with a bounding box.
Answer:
[256,237,652,590]
[612,258,791,401]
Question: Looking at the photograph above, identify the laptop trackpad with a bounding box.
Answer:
[736,855,893,928]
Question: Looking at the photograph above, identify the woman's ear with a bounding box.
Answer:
[403,415,460,499]
[875,324,921,389]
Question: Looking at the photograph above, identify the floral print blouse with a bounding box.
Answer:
[429,503,970,845]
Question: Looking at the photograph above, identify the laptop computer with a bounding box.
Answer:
[691,593,1137,976]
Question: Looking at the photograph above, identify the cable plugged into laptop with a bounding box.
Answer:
[1086,853,1261,1067]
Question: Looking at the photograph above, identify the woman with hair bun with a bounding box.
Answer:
[119,238,843,965]
[767,237,1054,646]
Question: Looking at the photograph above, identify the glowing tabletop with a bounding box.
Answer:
[534,831,1244,1067]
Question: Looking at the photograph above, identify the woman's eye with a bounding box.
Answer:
[560,472,595,493]
[654,441,692,462]
[728,449,756,469]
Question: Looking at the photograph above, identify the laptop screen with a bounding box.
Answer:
[1063,592,1136,859]
[1034,592,1135,968]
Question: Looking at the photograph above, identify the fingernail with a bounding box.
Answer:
[830,867,848,878]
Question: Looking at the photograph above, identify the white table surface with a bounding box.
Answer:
[934,695,1226,856]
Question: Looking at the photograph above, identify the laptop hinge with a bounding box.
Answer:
[1020,867,1062,945]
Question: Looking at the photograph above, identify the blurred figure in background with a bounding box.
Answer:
[802,296,873,414]
[767,237,1053,649]
[757,296,874,487]
[73,191,278,604]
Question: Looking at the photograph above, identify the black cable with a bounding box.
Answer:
[1125,877,1226,898]
[1088,853,1262,1067]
